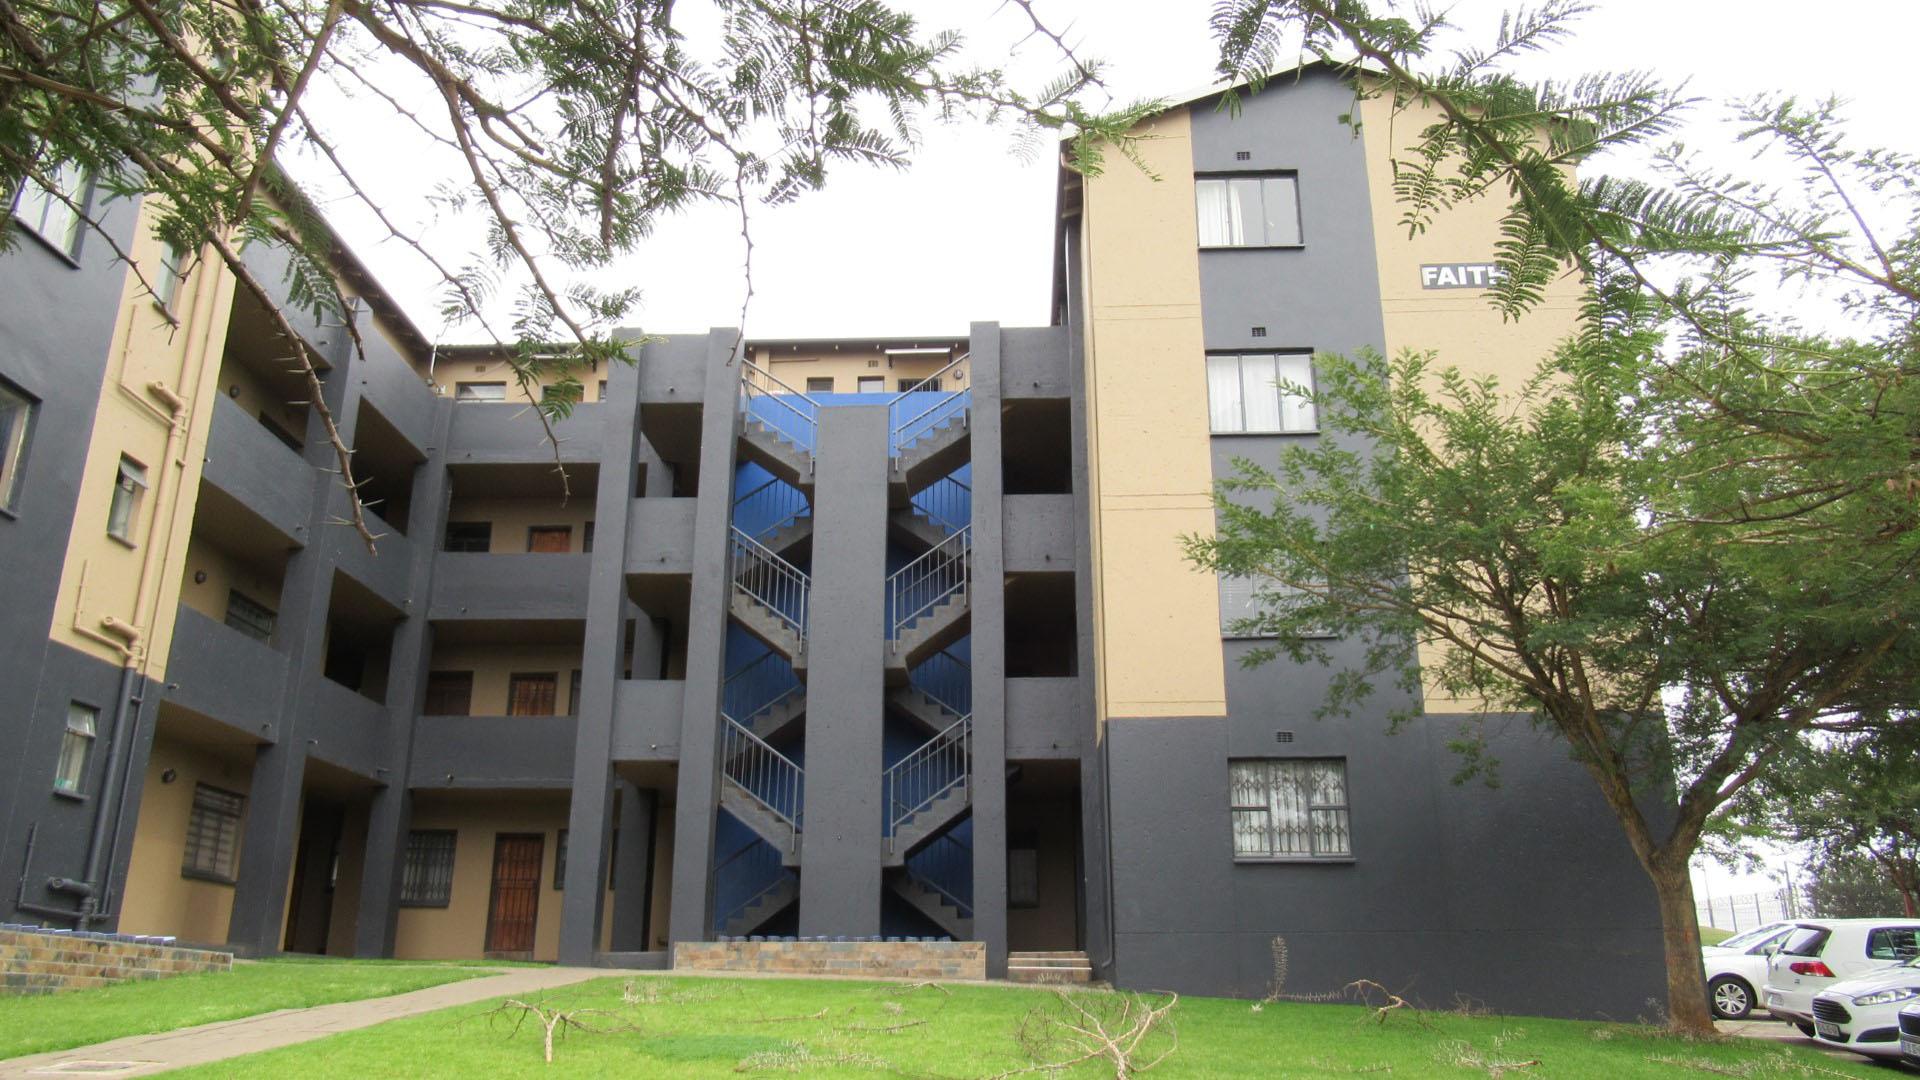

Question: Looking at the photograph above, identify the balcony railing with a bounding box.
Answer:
[909,474,970,537]
[740,359,820,453]
[720,715,804,849]
[733,475,810,545]
[905,832,974,919]
[712,838,791,934]
[888,353,970,457]
[887,526,970,646]
[908,649,971,716]
[722,650,802,727]
[884,714,971,843]
[729,526,810,645]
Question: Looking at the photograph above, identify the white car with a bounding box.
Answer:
[1763,918,1920,1035]
[1808,955,1920,1059]
[1703,921,1797,1020]
[1898,1000,1919,1065]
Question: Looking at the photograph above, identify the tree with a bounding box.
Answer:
[1,0,1148,546]
[1804,851,1910,920]
[1189,3,1920,1034]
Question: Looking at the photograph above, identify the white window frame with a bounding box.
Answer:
[856,375,885,394]
[454,381,507,402]
[1218,573,1332,638]
[1229,758,1352,861]
[53,703,97,794]
[153,241,188,310]
[1196,174,1302,248]
[1206,352,1316,434]
[11,162,91,257]
[106,456,148,543]
[0,377,35,515]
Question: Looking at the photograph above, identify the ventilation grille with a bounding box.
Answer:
[1251,327,1267,338]
[1274,730,1295,744]
[1236,151,1252,161]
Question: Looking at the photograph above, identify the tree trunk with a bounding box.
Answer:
[1647,861,1716,1035]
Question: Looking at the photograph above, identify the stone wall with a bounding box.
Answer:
[1,927,232,994]
[674,940,985,980]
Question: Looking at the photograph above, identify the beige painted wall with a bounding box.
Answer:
[48,202,239,680]
[428,356,611,402]
[444,496,595,554]
[425,642,585,715]
[177,533,285,625]
[118,730,255,945]
[757,346,967,395]
[216,356,307,446]
[1077,111,1228,722]
[1356,88,1583,713]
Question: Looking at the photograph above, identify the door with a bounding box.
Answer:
[527,525,572,552]
[507,673,558,716]
[485,833,545,954]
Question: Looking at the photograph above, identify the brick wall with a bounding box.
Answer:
[1,928,232,995]
[674,940,985,980]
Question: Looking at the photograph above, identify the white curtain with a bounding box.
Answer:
[1240,354,1281,431]
[1196,179,1236,245]
[1262,176,1301,245]
[1274,353,1316,432]
[1206,354,1243,431]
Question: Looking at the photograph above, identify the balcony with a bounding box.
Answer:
[624,497,698,576]
[326,491,415,610]
[1001,326,1072,398]
[1006,677,1084,759]
[428,552,591,621]
[355,339,436,457]
[307,677,389,779]
[202,394,313,543]
[408,714,578,788]
[163,604,290,742]
[1003,494,1075,572]
[610,679,684,761]
[447,401,604,466]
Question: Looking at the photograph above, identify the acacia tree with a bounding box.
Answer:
[0,0,1146,545]
[1190,0,1920,1036]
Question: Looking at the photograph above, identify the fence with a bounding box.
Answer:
[1696,887,1800,932]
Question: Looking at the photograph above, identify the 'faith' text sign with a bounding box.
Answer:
[1420,263,1507,290]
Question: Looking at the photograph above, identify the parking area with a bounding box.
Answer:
[1717,1014,1899,1066]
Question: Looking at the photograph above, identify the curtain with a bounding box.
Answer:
[1196,179,1234,245]
[1240,354,1282,431]
[1274,353,1316,432]
[1206,355,1243,431]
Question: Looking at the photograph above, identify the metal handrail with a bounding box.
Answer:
[723,651,803,727]
[734,475,811,544]
[887,526,970,646]
[740,359,819,451]
[904,833,974,918]
[720,715,804,847]
[909,474,970,536]
[884,714,972,842]
[712,839,789,933]
[730,526,810,645]
[889,353,971,456]
[908,649,971,716]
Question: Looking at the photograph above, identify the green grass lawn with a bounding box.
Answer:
[0,957,486,1059]
[1699,926,1737,946]
[169,974,1887,1079]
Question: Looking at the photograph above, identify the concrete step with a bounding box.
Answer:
[884,871,972,941]
[886,687,963,736]
[1007,950,1092,984]
[740,418,813,490]
[718,780,802,867]
[730,588,806,670]
[721,874,799,938]
[891,415,970,503]
[886,589,970,675]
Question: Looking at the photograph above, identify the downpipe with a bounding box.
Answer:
[42,664,146,926]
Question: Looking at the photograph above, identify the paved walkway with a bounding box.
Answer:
[0,966,605,1078]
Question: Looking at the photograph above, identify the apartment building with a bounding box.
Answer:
[0,64,1664,1015]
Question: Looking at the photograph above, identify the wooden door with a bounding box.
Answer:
[423,671,473,716]
[507,673,557,716]
[485,833,544,954]
[527,525,572,552]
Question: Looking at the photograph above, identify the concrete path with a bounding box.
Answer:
[0,965,605,1078]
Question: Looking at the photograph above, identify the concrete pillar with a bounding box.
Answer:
[797,405,888,938]
[609,781,656,951]
[666,330,746,946]
[966,324,1010,974]
[558,342,646,963]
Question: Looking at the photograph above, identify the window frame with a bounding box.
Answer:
[1195,172,1304,250]
[1228,758,1353,863]
[0,376,36,517]
[423,670,474,716]
[223,589,277,643]
[454,381,507,403]
[805,377,835,394]
[1205,351,1317,435]
[53,702,98,796]
[1218,573,1335,640]
[181,783,246,884]
[106,455,149,544]
[10,162,92,261]
[153,241,188,311]
[444,521,493,553]
[399,829,457,907]
[855,375,885,394]
[507,672,559,716]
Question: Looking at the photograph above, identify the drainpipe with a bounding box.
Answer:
[46,664,145,922]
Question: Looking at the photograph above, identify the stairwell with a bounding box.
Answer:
[1008,951,1094,985]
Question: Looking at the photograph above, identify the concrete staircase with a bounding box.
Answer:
[741,688,807,743]
[1008,951,1093,985]
[730,586,806,673]
[758,514,813,560]
[719,872,799,937]
[890,414,970,505]
[888,685,964,737]
[719,779,803,868]
[886,586,969,677]
[883,783,969,866]
[740,416,814,491]
[885,870,973,940]
[888,507,952,552]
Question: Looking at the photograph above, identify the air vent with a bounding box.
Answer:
[1236,151,1252,161]
[1251,327,1267,338]
[867,359,880,368]
[1274,730,1295,744]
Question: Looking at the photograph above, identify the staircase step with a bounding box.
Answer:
[1008,965,1092,984]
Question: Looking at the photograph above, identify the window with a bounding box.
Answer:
[568,669,582,717]
[11,162,90,256]
[527,525,571,553]
[1229,759,1351,860]
[554,829,568,889]
[1866,927,1920,961]
[1206,352,1315,434]
[806,377,834,394]
[53,703,96,794]
[444,521,492,552]
[1196,174,1301,247]
[597,380,608,401]
[399,830,456,906]
[153,242,187,309]
[224,590,276,643]
[455,382,506,402]
[0,377,34,514]
[423,671,474,716]
[106,456,147,542]
[1219,574,1327,637]
[898,377,942,393]
[856,376,884,393]
[507,673,558,716]
[581,521,595,554]
[1781,926,1831,957]
[182,784,245,882]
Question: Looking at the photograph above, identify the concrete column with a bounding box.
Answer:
[666,330,746,946]
[966,324,1010,974]
[609,781,656,951]
[797,405,888,938]
[558,343,646,963]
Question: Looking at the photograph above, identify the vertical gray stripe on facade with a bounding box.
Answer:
[965,323,1010,975]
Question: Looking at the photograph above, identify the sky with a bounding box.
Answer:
[299,0,1920,903]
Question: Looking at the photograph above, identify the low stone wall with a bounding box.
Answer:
[674,940,985,980]
[1,927,232,995]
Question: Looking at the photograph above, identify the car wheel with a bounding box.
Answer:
[1793,1021,1815,1037]
[1709,976,1753,1020]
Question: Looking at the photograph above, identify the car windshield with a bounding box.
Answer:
[1715,923,1789,950]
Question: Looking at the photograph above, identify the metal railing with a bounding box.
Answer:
[889,353,970,457]
[887,526,970,647]
[909,474,970,536]
[720,715,804,849]
[740,359,820,453]
[905,832,974,919]
[884,714,972,843]
[722,651,803,728]
[730,526,810,647]
[734,475,811,545]
[712,839,790,934]
[908,649,971,716]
